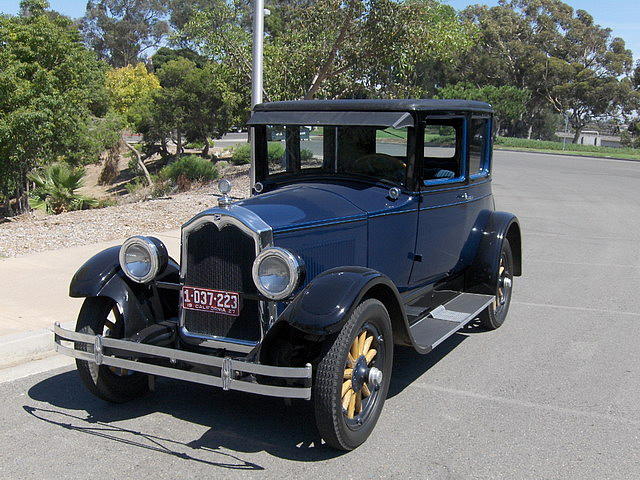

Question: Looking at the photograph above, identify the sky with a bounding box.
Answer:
[0,0,638,61]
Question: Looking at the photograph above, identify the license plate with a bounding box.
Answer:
[181,286,241,317]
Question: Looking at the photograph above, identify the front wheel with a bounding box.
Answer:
[75,297,149,403]
[313,299,393,451]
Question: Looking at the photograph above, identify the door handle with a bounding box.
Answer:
[457,192,473,200]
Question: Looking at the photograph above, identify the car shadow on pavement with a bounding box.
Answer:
[24,331,472,466]
[388,332,467,398]
[26,369,342,467]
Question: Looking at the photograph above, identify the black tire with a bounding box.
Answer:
[313,299,393,451]
[75,297,149,403]
[479,239,514,330]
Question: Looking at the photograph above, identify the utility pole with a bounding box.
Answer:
[251,0,265,109]
[250,0,266,190]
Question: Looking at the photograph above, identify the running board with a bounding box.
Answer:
[408,293,494,352]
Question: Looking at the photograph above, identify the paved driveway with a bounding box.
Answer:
[1,151,639,479]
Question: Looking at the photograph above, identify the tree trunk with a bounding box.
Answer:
[124,139,153,186]
[303,9,353,100]
[493,119,501,140]
[527,124,533,140]
[202,138,210,158]
[572,127,582,144]
[176,130,182,159]
[161,137,169,156]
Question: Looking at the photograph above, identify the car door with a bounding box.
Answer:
[409,116,471,286]
[460,115,495,268]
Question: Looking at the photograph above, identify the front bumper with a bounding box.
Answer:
[53,323,312,400]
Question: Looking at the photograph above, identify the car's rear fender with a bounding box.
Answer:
[465,211,522,294]
[69,246,180,337]
[272,266,413,345]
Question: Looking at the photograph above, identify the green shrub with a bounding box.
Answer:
[124,177,146,194]
[28,164,98,214]
[231,143,251,165]
[127,156,142,175]
[232,142,310,166]
[159,155,219,183]
[301,148,314,162]
[185,140,206,149]
[267,142,285,164]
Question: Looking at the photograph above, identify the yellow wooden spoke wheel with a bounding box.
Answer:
[313,298,393,451]
[341,330,380,419]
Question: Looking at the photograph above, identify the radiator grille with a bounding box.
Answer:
[182,221,261,341]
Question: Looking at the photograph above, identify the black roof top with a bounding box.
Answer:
[254,99,493,113]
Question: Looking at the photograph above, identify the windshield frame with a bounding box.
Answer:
[252,122,418,192]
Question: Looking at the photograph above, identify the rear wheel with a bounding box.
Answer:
[75,297,149,403]
[313,299,393,450]
[479,239,514,330]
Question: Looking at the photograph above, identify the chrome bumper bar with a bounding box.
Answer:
[53,322,312,400]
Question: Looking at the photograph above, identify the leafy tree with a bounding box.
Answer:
[104,63,161,184]
[19,0,48,16]
[0,1,113,215]
[437,83,531,136]
[138,58,241,158]
[184,0,475,101]
[150,47,206,71]
[105,63,160,116]
[80,0,170,67]
[458,0,634,142]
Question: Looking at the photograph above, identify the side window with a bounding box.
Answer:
[469,118,489,177]
[423,122,461,182]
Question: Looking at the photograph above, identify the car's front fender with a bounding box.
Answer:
[276,266,410,339]
[69,246,180,337]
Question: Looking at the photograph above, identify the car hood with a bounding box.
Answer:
[236,184,367,232]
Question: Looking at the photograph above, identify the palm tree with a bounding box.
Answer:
[28,164,98,214]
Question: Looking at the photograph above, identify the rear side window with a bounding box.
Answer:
[422,122,461,183]
[469,118,489,177]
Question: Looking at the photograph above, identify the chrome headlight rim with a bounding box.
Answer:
[119,236,167,284]
[252,247,304,300]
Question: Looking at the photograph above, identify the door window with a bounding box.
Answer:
[422,122,462,184]
[469,118,490,178]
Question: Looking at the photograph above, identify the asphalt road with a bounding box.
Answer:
[1,151,640,479]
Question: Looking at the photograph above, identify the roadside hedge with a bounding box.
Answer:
[495,136,638,156]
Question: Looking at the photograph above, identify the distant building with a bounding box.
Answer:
[556,130,622,148]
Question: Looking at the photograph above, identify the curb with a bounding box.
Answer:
[0,321,75,369]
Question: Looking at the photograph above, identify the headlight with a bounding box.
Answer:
[252,247,304,300]
[119,236,168,283]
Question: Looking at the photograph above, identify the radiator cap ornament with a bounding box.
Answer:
[218,179,233,207]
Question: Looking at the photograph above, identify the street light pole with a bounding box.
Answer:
[250,0,265,190]
[251,0,265,109]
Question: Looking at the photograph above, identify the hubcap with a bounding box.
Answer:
[341,328,381,421]
[493,252,512,310]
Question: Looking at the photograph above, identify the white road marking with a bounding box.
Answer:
[528,259,639,269]
[412,382,640,427]
[512,301,640,317]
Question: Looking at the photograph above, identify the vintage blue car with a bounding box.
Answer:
[55,99,522,451]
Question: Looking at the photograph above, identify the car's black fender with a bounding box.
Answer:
[273,266,413,345]
[69,246,180,337]
[466,211,522,294]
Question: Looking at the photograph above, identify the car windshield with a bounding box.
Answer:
[262,124,409,186]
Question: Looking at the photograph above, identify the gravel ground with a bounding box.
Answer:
[0,169,251,258]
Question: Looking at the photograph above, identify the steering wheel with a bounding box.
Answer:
[348,153,406,182]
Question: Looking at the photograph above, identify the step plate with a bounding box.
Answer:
[408,293,494,352]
